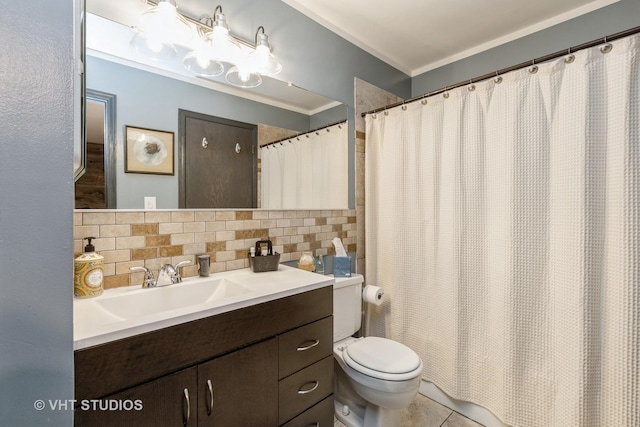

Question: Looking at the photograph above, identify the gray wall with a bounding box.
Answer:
[310,104,348,129]
[3,0,633,424]
[0,1,75,426]
[412,0,640,96]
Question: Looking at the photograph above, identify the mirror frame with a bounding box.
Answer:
[85,89,117,208]
[74,0,86,182]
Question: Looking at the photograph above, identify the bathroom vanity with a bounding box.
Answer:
[73,267,334,426]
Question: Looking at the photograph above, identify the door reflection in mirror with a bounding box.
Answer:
[75,90,116,209]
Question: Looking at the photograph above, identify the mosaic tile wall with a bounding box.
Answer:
[74,209,356,289]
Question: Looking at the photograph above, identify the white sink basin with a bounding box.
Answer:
[95,278,253,320]
[74,266,334,350]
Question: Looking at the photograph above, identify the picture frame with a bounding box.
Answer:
[125,125,174,175]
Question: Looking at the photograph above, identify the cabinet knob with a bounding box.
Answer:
[182,388,191,426]
[297,380,319,395]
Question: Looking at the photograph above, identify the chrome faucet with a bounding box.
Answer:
[157,260,192,286]
[129,266,156,288]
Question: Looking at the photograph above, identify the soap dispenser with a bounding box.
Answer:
[74,237,104,298]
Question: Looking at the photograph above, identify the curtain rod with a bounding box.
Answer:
[260,119,347,148]
[361,25,640,117]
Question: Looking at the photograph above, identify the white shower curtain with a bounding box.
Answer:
[365,34,639,427]
[261,121,348,209]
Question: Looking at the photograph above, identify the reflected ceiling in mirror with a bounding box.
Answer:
[86,1,340,115]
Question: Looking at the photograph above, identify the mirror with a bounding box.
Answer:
[79,2,350,210]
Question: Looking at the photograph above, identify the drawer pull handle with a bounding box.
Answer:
[298,380,319,395]
[297,339,320,352]
[206,379,214,415]
[182,388,190,426]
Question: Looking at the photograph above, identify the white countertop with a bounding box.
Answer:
[74,265,334,350]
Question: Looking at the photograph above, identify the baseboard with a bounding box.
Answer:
[419,380,510,427]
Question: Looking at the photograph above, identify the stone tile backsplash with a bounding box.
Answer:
[74,209,356,289]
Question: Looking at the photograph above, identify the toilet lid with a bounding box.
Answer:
[344,337,422,379]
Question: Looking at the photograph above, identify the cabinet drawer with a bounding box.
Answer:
[279,316,333,380]
[280,395,334,427]
[278,356,333,425]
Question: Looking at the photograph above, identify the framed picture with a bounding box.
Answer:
[125,125,174,175]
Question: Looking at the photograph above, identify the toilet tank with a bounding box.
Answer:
[333,274,364,341]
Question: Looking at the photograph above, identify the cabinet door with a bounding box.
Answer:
[74,367,197,427]
[198,338,278,427]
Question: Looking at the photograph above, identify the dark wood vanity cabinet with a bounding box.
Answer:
[74,367,198,426]
[197,338,278,426]
[74,286,333,427]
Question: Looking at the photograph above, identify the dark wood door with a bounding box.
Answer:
[179,110,257,208]
[74,367,198,427]
[197,338,278,427]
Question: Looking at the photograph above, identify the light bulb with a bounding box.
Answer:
[238,69,251,82]
[147,39,165,54]
[252,45,270,71]
[131,0,192,60]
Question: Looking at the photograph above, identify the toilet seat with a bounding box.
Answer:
[342,337,422,381]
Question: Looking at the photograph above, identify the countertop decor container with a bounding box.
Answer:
[249,239,280,272]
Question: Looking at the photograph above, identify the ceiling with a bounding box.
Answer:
[282,0,619,76]
[87,0,619,105]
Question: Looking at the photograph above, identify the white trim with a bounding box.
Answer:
[281,0,412,74]
[410,0,620,76]
[282,0,620,77]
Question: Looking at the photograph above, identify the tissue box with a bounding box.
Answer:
[333,256,352,277]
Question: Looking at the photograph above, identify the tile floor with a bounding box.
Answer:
[334,393,485,427]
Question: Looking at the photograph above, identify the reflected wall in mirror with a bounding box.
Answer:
[81,4,350,210]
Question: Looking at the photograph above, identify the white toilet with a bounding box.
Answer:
[333,274,423,427]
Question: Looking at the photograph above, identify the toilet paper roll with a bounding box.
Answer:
[363,285,384,306]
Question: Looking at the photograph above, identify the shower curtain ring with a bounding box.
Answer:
[529,59,538,74]
[384,108,389,116]
[565,47,575,63]
[600,35,613,53]
[421,95,428,105]
[494,72,503,84]
[468,80,476,92]
[443,87,450,99]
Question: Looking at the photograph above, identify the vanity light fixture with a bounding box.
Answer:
[130,0,192,61]
[132,1,283,88]
[226,26,283,88]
